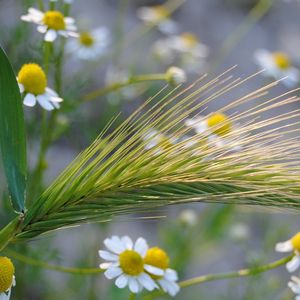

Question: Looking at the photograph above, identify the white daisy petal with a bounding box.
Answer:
[37,94,55,110]
[165,268,178,281]
[37,25,47,33]
[115,274,129,289]
[45,29,57,42]
[128,277,140,294]
[18,83,24,93]
[64,17,75,24]
[287,256,300,273]
[104,236,126,254]
[121,236,133,250]
[45,87,58,96]
[275,240,294,252]
[98,250,119,261]
[23,93,36,107]
[104,267,123,279]
[137,273,157,291]
[144,264,164,276]
[134,237,148,256]
[158,278,180,296]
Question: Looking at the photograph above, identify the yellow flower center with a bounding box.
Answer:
[144,247,169,279]
[119,250,144,276]
[0,257,14,293]
[291,232,300,251]
[272,52,291,70]
[43,11,66,30]
[18,63,47,95]
[181,32,199,48]
[207,112,231,136]
[79,32,94,47]
[152,5,169,19]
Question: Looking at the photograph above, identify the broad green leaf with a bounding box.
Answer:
[0,46,26,212]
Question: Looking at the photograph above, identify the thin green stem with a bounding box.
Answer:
[179,254,293,288]
[83,73,167,102]
[5,249,104,275]
[142,254,293,299]
[128,292,136,300]
[37,0,44,10]
[211,0,273,72]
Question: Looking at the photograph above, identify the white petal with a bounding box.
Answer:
[23,93,36,107]
[99,262,112,269]
[144,264,164,276]
[28,8,44,17]
[128,277,140,294]
[98,250,119,261]
[49,95,63,103]
[51,101,60,109]
[288,281,300,294]
[121,236,133,250]
[165,268,178,281]
[104,236,126,254]
[0,290,11,300]
[137,273,158,291]
[64,17,75,24]
[37,25,47,33]
[21,15,33,22]
[104,267,123,279]
[287,256,300,273]
[18,83,24,93]
[37,94,55,110]
[275,240,293,252]
[44,30,57,42]
[158,278,180,296]
[115,274,129,288]
[134,238,148,257]
[45,87,58,96]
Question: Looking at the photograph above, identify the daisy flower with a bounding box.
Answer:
[21,8,78,42]
[288,276,300,300]
[0,257,16,300]
[66,27,110,61]
[166,66,187,85]
[144,247,180,297]
[17,63,63,110]
[153,33,209,72]
[136,5,178,35]
[276,232,300,272]
[185,112,232,137]
[99,236,163,294]
[254,49,299,87]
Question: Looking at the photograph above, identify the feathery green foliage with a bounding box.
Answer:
[12,69,300,241]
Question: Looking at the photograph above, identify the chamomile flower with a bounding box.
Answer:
[0,257,16,300]
[276,232,300,272]
[166,66,187,85]
[288,276,300,300]
[144,247,180,297]
[21,8,78,42]
[137,5,178,35]
[153,33,209,72]
[254,49,299,87]
[99,236,163,294]
[185,112,232,137]
[66,27,110,60]
[17,63,63,110]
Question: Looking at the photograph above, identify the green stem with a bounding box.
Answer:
[0,217,23,252]
[37,0,44,10]
[143,254,293,299]
[83,73,167,101]
[5,249,104,274]
[128,292,136,300]
[211,0,273,72]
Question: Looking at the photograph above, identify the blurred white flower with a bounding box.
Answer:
[288,276,300,300]
[67,27,110,60]
[0,257,16,300]
[166,66,187,85]
[276,232,300,272]
[137,5,178,35]
[254,49,299,87]
[21,8,78,42]
[144,247,180,297]
[178,209,198,227]
[228,223,250,241]
[153,33,209,72]
[99,236,162,294]
[17,63,63,110]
